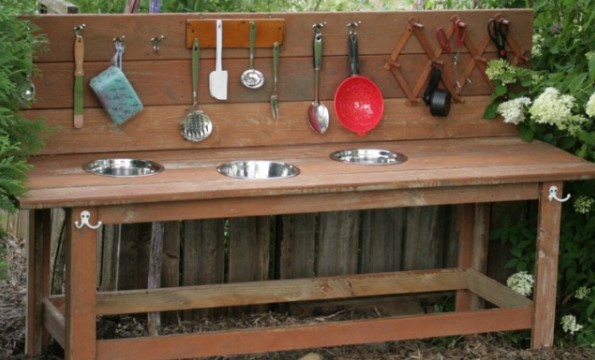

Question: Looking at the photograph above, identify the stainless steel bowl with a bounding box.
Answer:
[330,149,407,165]
[217,160,300,180]
[83,159,164,177]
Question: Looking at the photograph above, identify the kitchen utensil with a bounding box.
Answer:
[241,20,265,89]
[209,19,228,100]
[307,27,329,134]
[269,41,280,119]
[488,16,509,60]
[181,38,213,142]
[73,25,85,129]
[334,31,384,136]
[423,66,451,117]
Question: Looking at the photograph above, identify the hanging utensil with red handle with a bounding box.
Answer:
[334,24,384,137]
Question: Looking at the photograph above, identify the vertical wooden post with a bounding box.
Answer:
[456,203,490,311]
[65,208,98,360]
[531,182,563,348]
[25,209,51,356]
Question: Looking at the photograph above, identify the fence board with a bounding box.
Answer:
[360,208,406,273]
[403,206,446,270]
[182,219,225,319]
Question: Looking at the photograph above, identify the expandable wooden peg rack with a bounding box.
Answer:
[185,18,285,48]
[385,13,529,105]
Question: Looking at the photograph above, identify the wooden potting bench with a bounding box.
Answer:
[20,10,595,360]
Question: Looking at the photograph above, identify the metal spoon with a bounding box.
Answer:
[307,30,329,134]
[241,20,264,89]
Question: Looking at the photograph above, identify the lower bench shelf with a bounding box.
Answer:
[42,268,533,359]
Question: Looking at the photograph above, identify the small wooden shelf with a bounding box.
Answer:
[186,19,285,49]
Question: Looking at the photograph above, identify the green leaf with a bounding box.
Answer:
[577,130,595,146]
[483,101,499,119]
[494,84,508,97]
[519,125,535,142]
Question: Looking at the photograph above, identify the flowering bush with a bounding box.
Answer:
[484,0,595,348]
[507,271,535,297]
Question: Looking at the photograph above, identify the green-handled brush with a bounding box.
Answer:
[73,29,84,129]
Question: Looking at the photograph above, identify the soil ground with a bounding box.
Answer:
[2,234,594,360]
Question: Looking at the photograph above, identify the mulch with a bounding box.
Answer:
[2,234,594,360]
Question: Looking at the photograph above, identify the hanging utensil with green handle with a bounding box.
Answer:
[73,24,85,129]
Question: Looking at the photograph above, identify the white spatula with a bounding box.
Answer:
[209,19,228,100]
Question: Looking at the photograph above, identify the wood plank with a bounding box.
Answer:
[161,221,180,323]
[42,298,65,348]
[466,269,533,308]
[182,219,225,319]
[64,208,98,360]
[316,211,359,276]
[95,307,532,360]
[23,97,515,155]
[96,268,467,315]
[279,214,317,279]
[94,183,539,224]
[456,203,490,311]
[531,182,563,348]
[30,11,532,62]
[31,54,495,110]
[403,206,445,270]
[360,208,406,273]
[228,216,271,314]
[25,209,51,356]
[186,19,285,48]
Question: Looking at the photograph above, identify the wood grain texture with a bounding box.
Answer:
[94,306,532,360]
[531,182,563,348]
[20,137,594,210]
[96,268,468,315]
[64,208,98,360]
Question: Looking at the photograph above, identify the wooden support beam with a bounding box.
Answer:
[455,203,490,311]
[42,298,65,348]
[96,268,468,315]
[466,269,533,308]
[531,182,563,348]
[65,208,98,360]
[96,307,532,360]
[25,209,51,356]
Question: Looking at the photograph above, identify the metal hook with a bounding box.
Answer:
[73,24,86,36]
[150,35,166,53]
[313,22,326,34]
[74,210,103,230]
[113,35,126,45]
[548,185,571,203]
[346,21,361,34]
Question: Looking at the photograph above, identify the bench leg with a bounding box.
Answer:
[26,209,52,356]
[64,208,98,359]
[531,182,563,348]
[455,203,490,311]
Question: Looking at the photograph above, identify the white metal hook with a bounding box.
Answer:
[548,185,571,203]
[74,210,103,230]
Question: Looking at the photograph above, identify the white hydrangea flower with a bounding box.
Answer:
[561,314,583,335]
[529,87,576,128]
[573,196,594,214]
[485,59,517,85]
[507,271,535,297]
[575,286,592,300]
[586,91,595,118]
[532,34,543,57]
[497,97,532,125]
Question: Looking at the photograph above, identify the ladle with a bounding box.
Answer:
[241,20,265,89]
[307,28,329,134]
